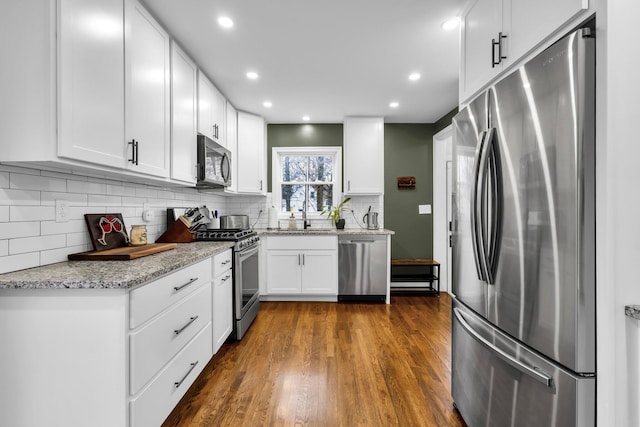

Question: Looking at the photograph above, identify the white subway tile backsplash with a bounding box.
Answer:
[10,173,66,192]
[10,206,55,222]
[0,189,41,206]
[10,234,66,255]
[88,194,123,206]
[40,191,88,206]
[135,187,158,199]
[0,164,40,175]
[67,232,89,247]
[40,219,86,236]
[0,252,40,274]
[0,172,8,188]
[0,207,8,222]
[0,222,40,239]
[41,245,88,265]
[67,180,106,195]
[121,196,145,207]
[106,184,137,197]
[0,240,7,256]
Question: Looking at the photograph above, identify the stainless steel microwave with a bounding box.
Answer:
[197,134,231,188]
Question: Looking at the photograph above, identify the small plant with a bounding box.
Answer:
[321,197,351,223]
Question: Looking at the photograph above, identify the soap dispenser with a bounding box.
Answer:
[288,212,297,230]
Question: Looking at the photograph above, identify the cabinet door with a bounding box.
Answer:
[266,251,301,294]
[58,0,127,168]
[213,271,233,353]
[344,117,384,195]
[197,73,214,140]
[459,0,504,103]
[212,86,226,146]
[237,112,266,194]
[301,251,337,294]
[509,0,588,63]
[225,102,238,193]
[170,41,197,184]
[125,0,170,177]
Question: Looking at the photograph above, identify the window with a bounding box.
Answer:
[272,147,342,217]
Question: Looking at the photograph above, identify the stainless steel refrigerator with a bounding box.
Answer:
[451,27,596,426]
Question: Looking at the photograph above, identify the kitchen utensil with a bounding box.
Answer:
[363,211,379,229]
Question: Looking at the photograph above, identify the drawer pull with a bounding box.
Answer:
[221,274,231,282]
[174,277,198,292]
[174,316,199,335]
[174,361,199,388]
[221,260,231,265]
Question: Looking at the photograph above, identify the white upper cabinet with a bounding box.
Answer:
[225,102,239,194]
[459,0,589,103]
[197,72,226,146]
[343,117,384,195]
[57,0,127,168]
[170,41,198,184]
[125,0,170,178]
[237,111,266,195]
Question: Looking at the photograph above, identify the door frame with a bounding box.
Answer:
[433,125,453,294]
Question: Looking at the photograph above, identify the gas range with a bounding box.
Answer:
[195,229,260,252]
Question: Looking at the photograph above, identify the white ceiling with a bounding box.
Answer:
[140,0,465,124]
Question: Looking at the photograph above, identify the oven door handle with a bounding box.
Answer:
[237,244,259,260]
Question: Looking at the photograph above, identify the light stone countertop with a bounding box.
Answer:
[256,228,395,236]
[625,305,640,320]
[0,242,234,290]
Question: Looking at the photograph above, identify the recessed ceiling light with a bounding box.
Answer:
[390,102,399,108]
[246,71,259,80]
[409,73,421,81]
[218,16,234,29]
[302,116,310,121]
[263,101,273,108]
[441,18,459,31]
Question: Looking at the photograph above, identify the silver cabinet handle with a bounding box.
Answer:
[174,277,198,292]
[260,180,263,191]
[348,180,351,191]
[174,361,199,388]
[298,254,301,265]
[221,274,231,282]
[174,315,199,335]
[221,260,231,265]
[453,307,553,388]
[302,254,305,265]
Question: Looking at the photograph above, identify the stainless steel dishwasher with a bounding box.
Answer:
[338,234,387,301]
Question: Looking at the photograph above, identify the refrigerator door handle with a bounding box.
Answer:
[471,131,489,282]
[453,307,554,388]
[484,128,503,285]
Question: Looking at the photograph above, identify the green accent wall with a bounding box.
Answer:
[384,124,435,259]
[434,107,458,134]
[266,124,343,192]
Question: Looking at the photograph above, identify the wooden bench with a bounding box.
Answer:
[390,259,440,295]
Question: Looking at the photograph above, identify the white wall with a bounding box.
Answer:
[601,0,640,424]
[0,164,226,274]
[433,126,452,293]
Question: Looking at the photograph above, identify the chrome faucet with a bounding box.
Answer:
[302,200,311,229]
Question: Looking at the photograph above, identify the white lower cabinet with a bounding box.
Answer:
[265,236,338,297]
[212,249,233,353]
[0,254,234,427]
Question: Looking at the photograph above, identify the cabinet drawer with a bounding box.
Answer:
[212,249,232,276]
[130,258,211,328]
[130,322,212,427]
[266,235,336,250]
[130,283,212,394]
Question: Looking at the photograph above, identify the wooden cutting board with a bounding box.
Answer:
[68,243,178,260]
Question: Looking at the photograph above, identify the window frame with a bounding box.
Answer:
[271,146,342,219]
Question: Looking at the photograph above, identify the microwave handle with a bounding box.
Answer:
[221,152,231,183]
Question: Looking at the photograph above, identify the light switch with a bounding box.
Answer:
[419,204,432,215]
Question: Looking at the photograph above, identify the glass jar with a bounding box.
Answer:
[130,225,147,246]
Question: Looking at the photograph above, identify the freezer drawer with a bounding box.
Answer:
[338,235,386,301]
[451,299,594,427]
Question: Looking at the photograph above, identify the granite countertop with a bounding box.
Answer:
[626,306,640,320]
[0,242,234,290]
[256,228,395,236]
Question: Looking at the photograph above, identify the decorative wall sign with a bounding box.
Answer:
[397,176,416,189]
[84,214,129,251]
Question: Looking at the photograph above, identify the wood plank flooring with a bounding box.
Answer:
[162,293,466,427]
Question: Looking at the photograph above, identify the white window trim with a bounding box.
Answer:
[271,146,342,219]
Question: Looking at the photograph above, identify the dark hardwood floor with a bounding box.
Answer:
[163,293,466,427]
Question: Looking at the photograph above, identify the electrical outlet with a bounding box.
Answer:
[142,203,154,222]
[55,200,69,222]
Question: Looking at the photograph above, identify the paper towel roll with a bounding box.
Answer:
[268,207,279,229]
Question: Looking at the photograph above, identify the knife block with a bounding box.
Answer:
[155,216,196,243]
